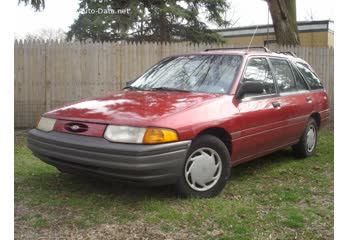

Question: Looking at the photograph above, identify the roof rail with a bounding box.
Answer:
[277,51,297,57]
[204,46,271,53]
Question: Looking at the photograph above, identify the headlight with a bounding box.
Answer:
[104,126,146,143]
[36,117,56,132]
[104,125,178,144]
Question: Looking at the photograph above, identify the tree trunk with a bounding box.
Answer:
[267,0,300,46]
[155,0,168,42]
[158,10,168,42]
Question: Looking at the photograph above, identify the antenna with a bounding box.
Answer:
[247,25,259,52]
[266,5,270,47]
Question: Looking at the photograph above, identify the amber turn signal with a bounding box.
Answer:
[142,128,178,144]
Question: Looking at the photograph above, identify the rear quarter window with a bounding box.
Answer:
[296,62,323,90]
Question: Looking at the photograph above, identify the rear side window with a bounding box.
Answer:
[242,58,276,96]
[270,59,297,93]
[291,64,309,90]
[296,62,323,89]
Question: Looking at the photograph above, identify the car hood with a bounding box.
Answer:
[44,90,221,126]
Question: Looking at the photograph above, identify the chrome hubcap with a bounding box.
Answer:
[306,125,316,152]
[184,148,222,192]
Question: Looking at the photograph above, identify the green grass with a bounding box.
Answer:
[14,130,334,239]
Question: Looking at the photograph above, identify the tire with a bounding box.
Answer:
[176,134,231,198]
[292,118,318,158]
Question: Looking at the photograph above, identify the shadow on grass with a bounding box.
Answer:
[229,148,297,180]
[22,147,299,202]
[33,172,177,200]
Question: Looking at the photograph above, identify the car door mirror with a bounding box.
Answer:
[236,81,264,99]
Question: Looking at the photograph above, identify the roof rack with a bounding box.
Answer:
[204,46,271,53]
[277,51,297,57]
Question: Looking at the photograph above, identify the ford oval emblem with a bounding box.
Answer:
[70,125,80,131]
[64,122,88,133]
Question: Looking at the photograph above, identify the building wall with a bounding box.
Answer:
[224,34,273,47]
[223,31,333,47]
[328,32,334,48]
[298,31,329,47]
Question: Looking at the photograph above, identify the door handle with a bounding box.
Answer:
[306,96,312,103]
[272,101,281,108]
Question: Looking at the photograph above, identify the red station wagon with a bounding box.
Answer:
[28,47,329,198]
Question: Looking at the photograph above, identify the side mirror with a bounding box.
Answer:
[236,81,264,99]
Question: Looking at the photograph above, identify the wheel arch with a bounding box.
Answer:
[195,127,232,156]
[310,112,321,129]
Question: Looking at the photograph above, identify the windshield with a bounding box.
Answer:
[129,55,242,94]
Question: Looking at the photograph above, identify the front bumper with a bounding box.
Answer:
[27,129,191,185]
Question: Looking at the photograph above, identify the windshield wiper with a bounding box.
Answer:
[149,87,191,92]
[123,86,145,91]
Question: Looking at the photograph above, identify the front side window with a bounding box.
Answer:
[242,58,276,96]
[130,55,243,94]
[296,62,323,90]
[270,59,297,93]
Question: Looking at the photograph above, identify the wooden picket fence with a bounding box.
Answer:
[14,40,334,128]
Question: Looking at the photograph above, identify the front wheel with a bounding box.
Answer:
[292,118,318,158]
[176,135,231,198]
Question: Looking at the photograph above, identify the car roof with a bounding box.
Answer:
[193,47,307,64]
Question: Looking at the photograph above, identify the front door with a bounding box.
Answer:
[233,57,287,161]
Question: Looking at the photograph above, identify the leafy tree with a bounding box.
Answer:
[18,0,45,11]
[66,0,230,43]
[67,1,136,42]
[266,0,300,45]
[18,0,301,45]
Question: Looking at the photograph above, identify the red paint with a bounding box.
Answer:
[43,51,329,166]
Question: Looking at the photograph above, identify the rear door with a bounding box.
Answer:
[290,61,315,131]
[268,58,312,144]
[294,61,329,126]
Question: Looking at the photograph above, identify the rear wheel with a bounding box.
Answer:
[292,118,318,158]
[176,134,230,198]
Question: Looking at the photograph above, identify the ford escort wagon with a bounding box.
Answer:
[28,47,329,198]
